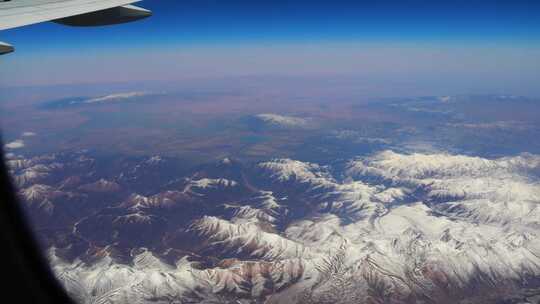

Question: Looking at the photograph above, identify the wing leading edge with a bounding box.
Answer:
[0,0,151,54]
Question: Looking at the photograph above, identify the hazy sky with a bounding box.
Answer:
[1,0,539,95]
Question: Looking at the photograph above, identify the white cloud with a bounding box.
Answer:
[331,130,391,145]
[438,95,452,102]
[83,91,152,104]
[22,132,37,137]
[447,121,533,131]
[4,139,25,150]
[255,113,308,128]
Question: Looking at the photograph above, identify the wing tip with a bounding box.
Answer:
[0,41,14,55]
[54,4,152,27]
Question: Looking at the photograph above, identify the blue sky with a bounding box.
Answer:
[1,0,539,94]
[4,0,540,48]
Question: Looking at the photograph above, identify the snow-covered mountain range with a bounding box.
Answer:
[7,150,540,303]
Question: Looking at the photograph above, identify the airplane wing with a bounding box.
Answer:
[0,0,151,54]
